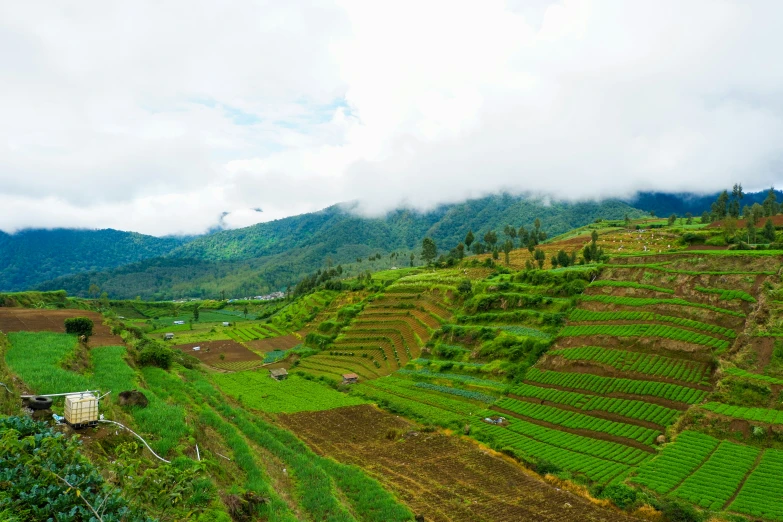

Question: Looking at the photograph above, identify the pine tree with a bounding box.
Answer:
[763,218,776,242]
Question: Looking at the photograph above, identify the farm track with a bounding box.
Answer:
[281,405,643,522]
[490,406,656,453]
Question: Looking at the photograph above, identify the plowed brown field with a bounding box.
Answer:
[0,308,121,346]
[280,405,640,522]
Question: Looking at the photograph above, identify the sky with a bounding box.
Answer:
[1,0,783,236]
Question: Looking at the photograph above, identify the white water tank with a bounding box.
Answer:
[64,393,98,426]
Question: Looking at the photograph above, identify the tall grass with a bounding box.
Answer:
[6,332,90,394]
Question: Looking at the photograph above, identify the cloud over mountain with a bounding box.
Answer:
[1,0,782,235]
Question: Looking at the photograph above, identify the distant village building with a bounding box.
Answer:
[164,333,174,341]
[174,320,185,325]
[270,368,288,381]
[222,322,231,327]
[342,373,359,385]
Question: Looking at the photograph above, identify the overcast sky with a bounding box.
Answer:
[1,1,782,236]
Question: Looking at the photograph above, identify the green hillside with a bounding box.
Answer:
[0,229,186,291]
[35,195,644,299]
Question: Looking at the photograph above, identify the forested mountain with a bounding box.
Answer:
[35,195,644,299]
[628,189,783,218]
[0,229,186,291]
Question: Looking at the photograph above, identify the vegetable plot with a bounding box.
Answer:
[730,449,783,520]
[559,324,729,351]
[631,431,719,494]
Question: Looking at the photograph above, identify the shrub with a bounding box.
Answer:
[64,317,94,338]
[137,340,173,369]
[600,484,638,510]
[660,500,703,522]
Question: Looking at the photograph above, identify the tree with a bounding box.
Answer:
[409,253,415,267]
[193,304,200,322]
[421,238,437,265]
[700,211,711,224]
[533,248,546,269]
[551,256,559,268]
[583,230,604,263]
[517,226,529,247]
[650,210,656,218]
[503,225,517,247]
[711,190,729,220]
[745,219,756,243]
[763,218,776,242]
[464,230,475,251]
[527,237,536,253]
[722,216,737,242]
[65,317,94,339]
[763,187,779,216]
[483,230,498,248]
[668,214,677,226]
[624,214,631,227]
[750,203,765,225]
[503,240,513,265]
[243,305,249,318]
[471,242,485,255]
[88,284,101,299]
[492,248,499,260]
[455,242,465,260]
[685,212,693,225]
[556,249,570,267]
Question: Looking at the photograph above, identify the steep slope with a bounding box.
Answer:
[0,229,186,291]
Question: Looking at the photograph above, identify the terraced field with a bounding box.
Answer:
[297,291,454,380]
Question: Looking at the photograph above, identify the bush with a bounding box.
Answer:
[599,484,638,510]
[704,235,727,246]
[660,500,703,522]
[64,317,94,338]
[137,340,173,369]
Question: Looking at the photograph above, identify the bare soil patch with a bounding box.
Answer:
[174,339,262,367]
[0,308,121,346]
[751,336,775,369]
[247,335,301,352]
[280,405,641,522]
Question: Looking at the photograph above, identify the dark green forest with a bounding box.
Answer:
[0,229,185,291]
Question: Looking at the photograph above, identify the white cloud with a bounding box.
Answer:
[1,0,783,235]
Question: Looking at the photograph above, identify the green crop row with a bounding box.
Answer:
[672,441,760,510]
[351,384,465,426]
[500,416,650,465]
[495,398,660,445]
[477,422,630,484]
[589,280,674,293]
[559,324,729,351]
[631,431,720,494]
[525,368,707,404]
[396,369,507,389]
[510,383,680,426]
[493,325,553,339]
[702,402,783,424]
[580,294,746,317]
[568,309,736,338]
[724,367,783,386]
[213,372,365,413]
[730,449,783,520]
[549,346,710,384]
[694,286,756,303]
[366,378,485,416]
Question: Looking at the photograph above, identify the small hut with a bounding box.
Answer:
[342,373,359,385]
[270,368,288,381]
[164,333,174,341]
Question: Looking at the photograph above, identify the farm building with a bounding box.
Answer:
[222,321,230,326]
[164,333,174,340]
[173,320,185,325]
[270,368,288,381]
[342,373,359,385]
